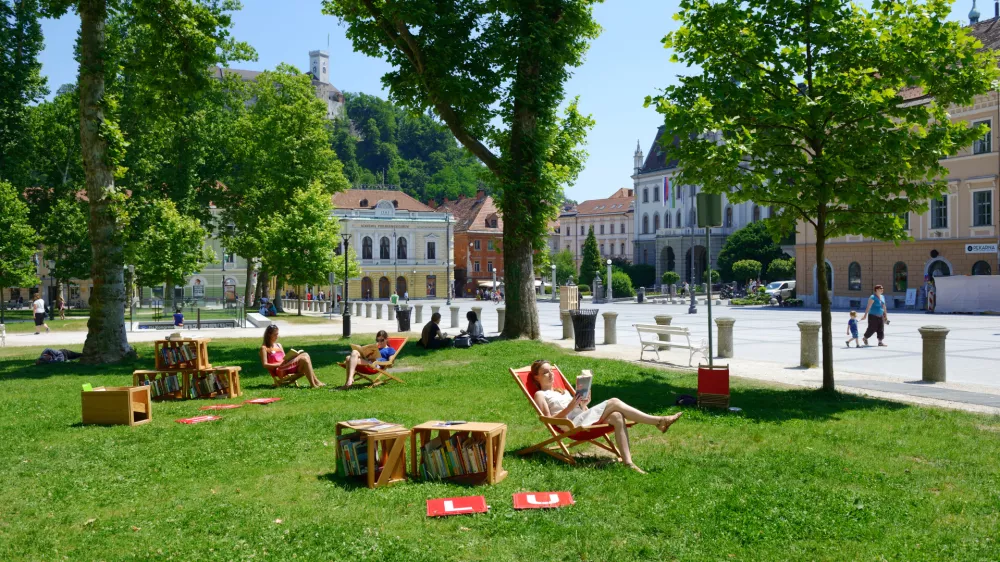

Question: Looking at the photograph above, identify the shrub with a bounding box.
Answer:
[767,258,796,281]
[611,270,636,298]
[625,264,656,288]
[703,269,721,284]
[577,284,590,293]
[732,259,762,284]
[661,271,681,286]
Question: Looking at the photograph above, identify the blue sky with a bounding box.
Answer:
[37,0,971,203]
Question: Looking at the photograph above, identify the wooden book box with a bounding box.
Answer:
[81,386,151,426]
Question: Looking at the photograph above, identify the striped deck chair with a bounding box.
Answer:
[337,337,408,387]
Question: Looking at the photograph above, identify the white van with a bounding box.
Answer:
[765,280,796,300]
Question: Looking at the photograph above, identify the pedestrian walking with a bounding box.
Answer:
[32,294,50,334]
[860,284,889,347]
[845,311,860,348]
[58,296,66,320]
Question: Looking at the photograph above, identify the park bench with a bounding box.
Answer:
[633,323,706,366]
[246,312,272,328]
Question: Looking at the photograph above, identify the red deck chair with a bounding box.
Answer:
[509,364,634,465]
[337,337,408,387]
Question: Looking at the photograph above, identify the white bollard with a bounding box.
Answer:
[715,317,736,358]
[919,326,950,382]
[798,321,821,368]
[602,311,618,345]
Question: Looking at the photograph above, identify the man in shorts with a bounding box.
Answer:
[32,294,50,335]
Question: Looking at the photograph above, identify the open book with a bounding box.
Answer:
[351,343,381,362]
[282,349,304,364]
[575,370,593,400]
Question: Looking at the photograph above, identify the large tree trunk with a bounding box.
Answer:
[274,274,285,313]
[79,0,132,364]
[254,265,267,307]
[815,221,834,391]
[243,258,257,307]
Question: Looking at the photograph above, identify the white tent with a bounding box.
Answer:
[934,275,1000,313]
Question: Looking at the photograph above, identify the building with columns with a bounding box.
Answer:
[558,188,634,277]
[332,189,454,300]
[632,127,772,285]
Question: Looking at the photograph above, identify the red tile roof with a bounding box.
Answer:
[437,193,503,233]
[571,191,635,216]
[332,189,435,212]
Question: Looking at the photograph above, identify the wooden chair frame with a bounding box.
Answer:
[509,364,634,465]
[337,337,408,387]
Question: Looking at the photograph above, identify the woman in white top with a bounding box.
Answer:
[529,360,682,474]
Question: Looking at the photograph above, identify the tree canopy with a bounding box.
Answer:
[579,227,602,289]
[0,181,40,302]
[716,222,789,283]
[0,0,46,181]
[648,0,998,390]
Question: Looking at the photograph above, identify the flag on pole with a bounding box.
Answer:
[663,176,669,207]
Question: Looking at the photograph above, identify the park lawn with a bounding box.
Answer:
[3,318,91,333]
[0,338,998,561]
[272,313,339,324]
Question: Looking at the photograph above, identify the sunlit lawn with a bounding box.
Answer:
[1,337,998,561]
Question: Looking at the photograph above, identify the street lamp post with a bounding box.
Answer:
[550,264,557,302]
[688,186,698,314]
[341,233,352,338]
[411,269,416,302]
[445,214,452,305]
[128,264,135,331]
[606,259,613,301]
[393,229,398,297]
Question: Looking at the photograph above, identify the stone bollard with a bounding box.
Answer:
[414,304,423,324]
[654,315,673,347]
[388,304,396,321]
[602,311,618,345]
[431,305,440,317]
[715,317,736,358]
[670,284,677,298]
[702,283,708,295]
[355,302,361,316]
[376,303,383,319]
[472,306,483,323]
[797,321,821,368]
[497,306,506,333]
[450,305,460,328]
[918,326,950,382]
[365,303,372,318]
[561,310,573,340]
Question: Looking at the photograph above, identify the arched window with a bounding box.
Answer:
[362,236,373,260]
[928,260,951,278]
[892,262,907,292]
[666,247,676,271]
[653,213,660,231]
[379,237,390,260]
[689,208,697,227]
[620,243,625,255]
[753,205,761,222]
[397,237,407,259]
[972,260,992,275]
[848,262,862,291]
[824,262,833,291]
[642,214,649,234]
[643,188,649,203]
[676,211,682,228]
[725,206,733,228]
[643,248,648,264]
[665,213,671,229]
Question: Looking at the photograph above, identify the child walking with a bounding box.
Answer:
[846,311,860,348]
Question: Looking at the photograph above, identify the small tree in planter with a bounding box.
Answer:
[732,260,762,287]
[661,271,680,291]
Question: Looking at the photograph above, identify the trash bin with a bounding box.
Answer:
[569,309,599,351]
[637,287,645,304]
[396,307,412,332]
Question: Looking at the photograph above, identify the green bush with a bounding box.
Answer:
[704,269,721,284]
[624,264,656,288]
[611,270,636,298]
[661,271,681,286]
[733,259,762,283]
[577,284,590,293]
[767,258,796,281]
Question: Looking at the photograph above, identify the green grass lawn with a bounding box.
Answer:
[1,337,998,561]
[3,318,91,333]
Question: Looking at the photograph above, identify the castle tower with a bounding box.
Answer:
[970,0,981,23]
[633,140,644,175]
[309,50,330,84]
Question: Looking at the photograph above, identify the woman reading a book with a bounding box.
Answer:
[260,325,325,387]
[338,330,396,390]
[529,360,682,474]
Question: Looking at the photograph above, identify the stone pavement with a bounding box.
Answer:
[4,298,999,414]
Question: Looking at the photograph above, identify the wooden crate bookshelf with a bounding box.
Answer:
[132,371,186,401]
[154,338,211,371]
[410,421,508,485]
[81,386,151,426]
[335,421,409,489]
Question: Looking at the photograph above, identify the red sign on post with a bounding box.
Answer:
[426,496,488,517]
[512,492,575,510]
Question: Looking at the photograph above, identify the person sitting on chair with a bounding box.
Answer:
[529,360,682,474]
[173,308,184,327]
[338,329,396,390]
[259,325,325,387]
[460,310,487,344]
[419,312,452,349]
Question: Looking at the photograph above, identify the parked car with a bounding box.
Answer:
[764,280,796,300]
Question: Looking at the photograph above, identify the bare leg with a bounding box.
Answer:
[297,354,324,387]
[600,398,682,431]
[607,412,643,473]
[341,350,361,388]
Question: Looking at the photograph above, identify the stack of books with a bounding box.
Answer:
[338,435,380,476]
[140,374,181,399]
[160,344,197,367]
[421,434,488,480]
[190,372,229,398]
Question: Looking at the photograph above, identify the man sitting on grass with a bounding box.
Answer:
[338,330,396,390]
[419,312,452,349]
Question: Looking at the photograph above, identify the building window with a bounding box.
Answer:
[426,241,436,260]
[566,245,571,251]
[643,188,649,203]
[620,243,625,255]
[643,248,648,263]
[610,224,615,234]
[928,260,951,278]
[973,120,991,154]
[488,239,495,251]
[620,223,625,233]
[822,262,833,291]
[892,262,907,292]
[426,275,437,297]
[678,185,684,199]
[931,197,948,229]
[642,214,649,234]
[474,261,481,273]
[362,236,373,260]
[653,186,659,202]
[752,205,761,222]
[600,244,605,255]
[565,226,569,235]
[653,214,660,231]
[379,237,390,260]
[676,211,682,228]
[689,208,697,227]
[899,212,909,230]
[848,262,862,291]
[972,260,992,275]
[600,225,605,235]
[725,206,733,228]
[487,261,494,272]
[973,190,993,226]
[225,252,235,264]
[397,237,407,259]
[474,239,481,250]
[580,226,584,235]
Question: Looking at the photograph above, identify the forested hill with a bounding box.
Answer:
[330,92,486,205]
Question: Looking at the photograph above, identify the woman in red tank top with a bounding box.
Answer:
[259,325,325,387]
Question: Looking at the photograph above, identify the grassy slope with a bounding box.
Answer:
[0,337,998,561]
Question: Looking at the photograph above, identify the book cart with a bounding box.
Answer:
[410,421,508,485]
[335,421,409,489]
[132,338,242,400]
